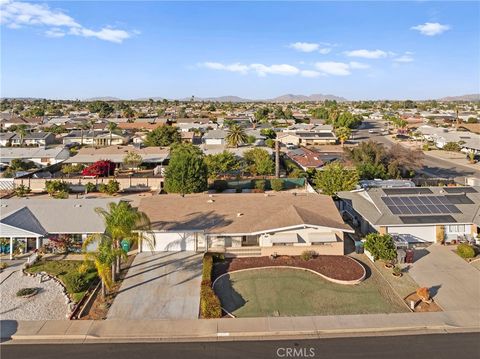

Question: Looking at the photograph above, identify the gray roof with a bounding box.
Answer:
[203,129,227,139]
[12,132,53,140]
[0,133,15,141]
[0,147,70,162]
[0,198,120,234]
[338,187,480,226]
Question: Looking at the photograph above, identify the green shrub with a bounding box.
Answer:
[63,271,88,293]
[98,179,120,195]
[363,233,397,262]
[300,250,315,261]
[252,179,266,191]
[84,182,97,193]
[16,288,37,297]
[457,243,475,259]
[270,178,284,191]
[202,254,213,281]
[0,262,8,270]
[52,190,69,199]
[200,284,222,318]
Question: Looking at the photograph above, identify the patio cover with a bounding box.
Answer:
[269,232,299,244]
[306,232,337,243]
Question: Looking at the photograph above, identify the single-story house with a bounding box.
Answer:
[337,186,480,244]
[278,130,337,146]
[0,146,70,168]
[0,133,15,147]
[286,147,324,171]
[11,132,56,147]
[63,130,129,146]
[64,145,170,166]
[0,198,119,259]
[417,125,480,154]
[138,193,354,256]
[203,129,227,145]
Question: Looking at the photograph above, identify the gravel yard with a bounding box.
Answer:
[0,269,68,320]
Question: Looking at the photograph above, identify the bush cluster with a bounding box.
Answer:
[300,250,316,261]
[457,243,475,259]
[270,178,284,192]
[63,271,89,293]
[252,179,266,191]
[200,254,222,319]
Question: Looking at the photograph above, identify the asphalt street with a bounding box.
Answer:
[2,332,479,359]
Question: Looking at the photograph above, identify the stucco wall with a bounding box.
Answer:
[260,242,344,256]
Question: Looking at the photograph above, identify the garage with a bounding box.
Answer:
[141,232,197,252]
[386,225,436,242]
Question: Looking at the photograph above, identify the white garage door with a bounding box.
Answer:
[142,232,196,252]
[387,225,435,242]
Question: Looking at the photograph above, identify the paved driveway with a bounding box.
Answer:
[107,252,203,320]
[408,245,480,312]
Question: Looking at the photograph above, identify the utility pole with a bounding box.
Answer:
[275,139,280,178]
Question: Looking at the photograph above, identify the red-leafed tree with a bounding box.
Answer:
[81,160,115,177]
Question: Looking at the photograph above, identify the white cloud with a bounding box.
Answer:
[289,42,331,54]
[202,62,250,74]
[0,0,133,43]
[300,70,322,78]
[314,62,351,76]
[394,55,414,63]
[349,61,370,69]
[344,49,388,59]
[250,63,300,76]
[411,22,450,36]
[201,62,300,77]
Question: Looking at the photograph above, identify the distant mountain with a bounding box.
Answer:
[184,96,252,102]
[269,93,348,103]
[438,94,480,102]
[84,97,123,101]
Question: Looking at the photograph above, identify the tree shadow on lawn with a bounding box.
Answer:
[213,274,247,314]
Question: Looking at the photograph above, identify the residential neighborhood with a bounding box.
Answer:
[1,1,479,358]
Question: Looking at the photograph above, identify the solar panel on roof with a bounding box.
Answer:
[446,195,474,205]
[400,215,456,224]
[443,187,477,194]
[383,188,433,195]
[445,205,462,214]
[389,206,401,215]
[397,206,412,214]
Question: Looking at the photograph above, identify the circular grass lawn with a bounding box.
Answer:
[213,268,406,317]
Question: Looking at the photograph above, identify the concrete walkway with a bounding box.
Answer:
[408,245,480,312]
[107,252,202,320]
[2,310,479,343]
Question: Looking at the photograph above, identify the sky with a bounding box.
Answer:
[1,1,479,100]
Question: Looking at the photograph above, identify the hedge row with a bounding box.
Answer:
[200,254,222,319]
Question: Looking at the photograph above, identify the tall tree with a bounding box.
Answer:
[15,125,28,146]
[226,124,247,148]
[205,151,240,179]
[107,122,118,145]
[243,148,274,176]
[164,143,208,194]
[123,151,143,171]
[313,162,359,196]
[145,125,181,147]
[335,127,351,147]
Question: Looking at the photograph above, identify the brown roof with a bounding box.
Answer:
[287,148,324,168]
[458,123,480,134]
[118,122,164,131]
[139,193,352,234]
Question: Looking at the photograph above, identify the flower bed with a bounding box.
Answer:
[212,255,365,283]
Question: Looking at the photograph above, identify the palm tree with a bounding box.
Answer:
[15,125,27,146]
[94,202,152,281]
[83,235,122,299]
[107,122,118,146]
[335,127,351,147]
[226,124,248,148]
[80,122,90,146]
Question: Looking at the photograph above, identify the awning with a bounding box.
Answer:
[270,232,299,244]
[306,232,337,243]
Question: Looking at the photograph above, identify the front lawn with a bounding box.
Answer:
[214,268,408,317]
[26,260,98,302]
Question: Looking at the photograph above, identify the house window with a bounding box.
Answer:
[272,243,293,246]
[448,225,466,233]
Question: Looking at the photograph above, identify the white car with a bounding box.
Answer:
[286,143,297,149]
[368,129,376,134]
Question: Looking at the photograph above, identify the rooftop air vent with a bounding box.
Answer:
[237,213,243,217]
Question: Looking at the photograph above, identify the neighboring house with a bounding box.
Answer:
[337,186,480,244]
[0,132,15,147]
[245,129,266,146]
[359,179,416,189]
[138,193,353,256]
[203,129,227,145]
[175,122,218,133]
[0,116,43,130]
[11,132,56,147]
[64,145,169,166]
[63,130,129,146]
[0,147,70,167]
[181,131,200,144]
[286,147,324,171]
[418,125,480,153]
[0,198,118,258]
[278,132,337,146]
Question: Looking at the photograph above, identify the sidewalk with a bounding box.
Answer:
[424,150,480,172]
[2,310,479,343]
